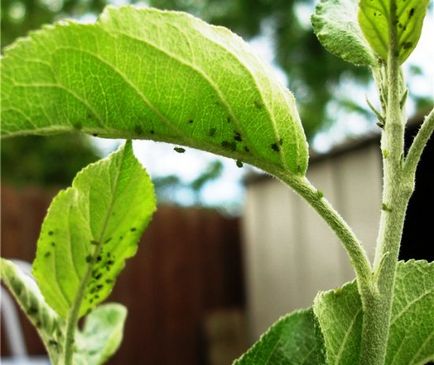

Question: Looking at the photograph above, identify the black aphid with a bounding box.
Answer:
[104,237,112,244]
[51,242,56,247]
[244,146,250,153]
[236,160,243,168]
[44,252,51,258]
[271,143,280,152]
[409,8,415,17]
[130,227,137,232]
[188,119,194,124]
[221,141,236,151]
[48,231,54,236]
[234,132,242,142]
[150,130,155,134]
[85,255,93,263]
[96,255,102,262]
[174,147,186,153]
[90,240,99,245]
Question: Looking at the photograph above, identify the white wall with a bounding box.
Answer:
[242,143,382,340]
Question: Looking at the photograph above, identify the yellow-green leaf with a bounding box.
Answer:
[0,6,308,175]
[32,141,156,318]
[358,0,429,63]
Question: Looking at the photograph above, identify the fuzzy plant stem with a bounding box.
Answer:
[358,5,432,364]
[269,171,373,296]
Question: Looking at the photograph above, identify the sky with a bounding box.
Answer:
[93,4,434,210]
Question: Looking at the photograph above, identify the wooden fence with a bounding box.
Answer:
[1,185,245,364]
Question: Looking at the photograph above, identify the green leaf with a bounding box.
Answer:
[0,258,64,363]
[312,0,377,66]
[75,303,127,365]
[0,6,308,176]
[313,260,434,365]
[313,279,362,364]
[358,0,429,63]
[233,309,326,364]
[32,141,156,318]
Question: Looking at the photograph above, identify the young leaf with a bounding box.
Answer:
[313,260,434,365]
[312,0,377,66]
[32,141,156,319]
[75,303,127,365]
[233,309,326,364]
[0,6,308,176]
[0,258,64,363]
[358,0,429,63]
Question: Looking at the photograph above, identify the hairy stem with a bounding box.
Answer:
[404,107,434,180]
[268,171,373,294]
[359,4,414,363]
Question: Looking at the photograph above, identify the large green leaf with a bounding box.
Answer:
[0,6,308,175]
[75,303,127,365]
[233,309,326,364]
[32,141,156,318]
[358,0,429,63]
[312,0,376,66]
[313,260,434,365]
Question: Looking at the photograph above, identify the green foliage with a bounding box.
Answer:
[75,303,127,365]
[314,260,434,365]
[312,0,376,66]
[1,141,156,364]
[237,260,434,364]
[1,2,433,364]
[1,6,308,176]
[234,309,325,364]
[358,0,429,63]
[0,0,372,140]
[33,141,155,318]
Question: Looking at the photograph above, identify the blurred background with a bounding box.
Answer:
[1,0,433,364]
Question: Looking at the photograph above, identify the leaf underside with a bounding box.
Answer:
[314,260,434,365]
[0,258,64,363]
[233,309,326,365]
[358,0,429,63]
[75,303,127,365]
[312,0,377,66]
[32,141,156,318]
[0,6,308,175]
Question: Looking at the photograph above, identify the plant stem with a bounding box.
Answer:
[358,4,414,363]
[271,172,373,295]
[404,107,434,180]
[62,265,93,365]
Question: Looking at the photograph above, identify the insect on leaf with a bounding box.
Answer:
[358,0,429,63]
[0,6,308,176]
[32,141,156,318]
